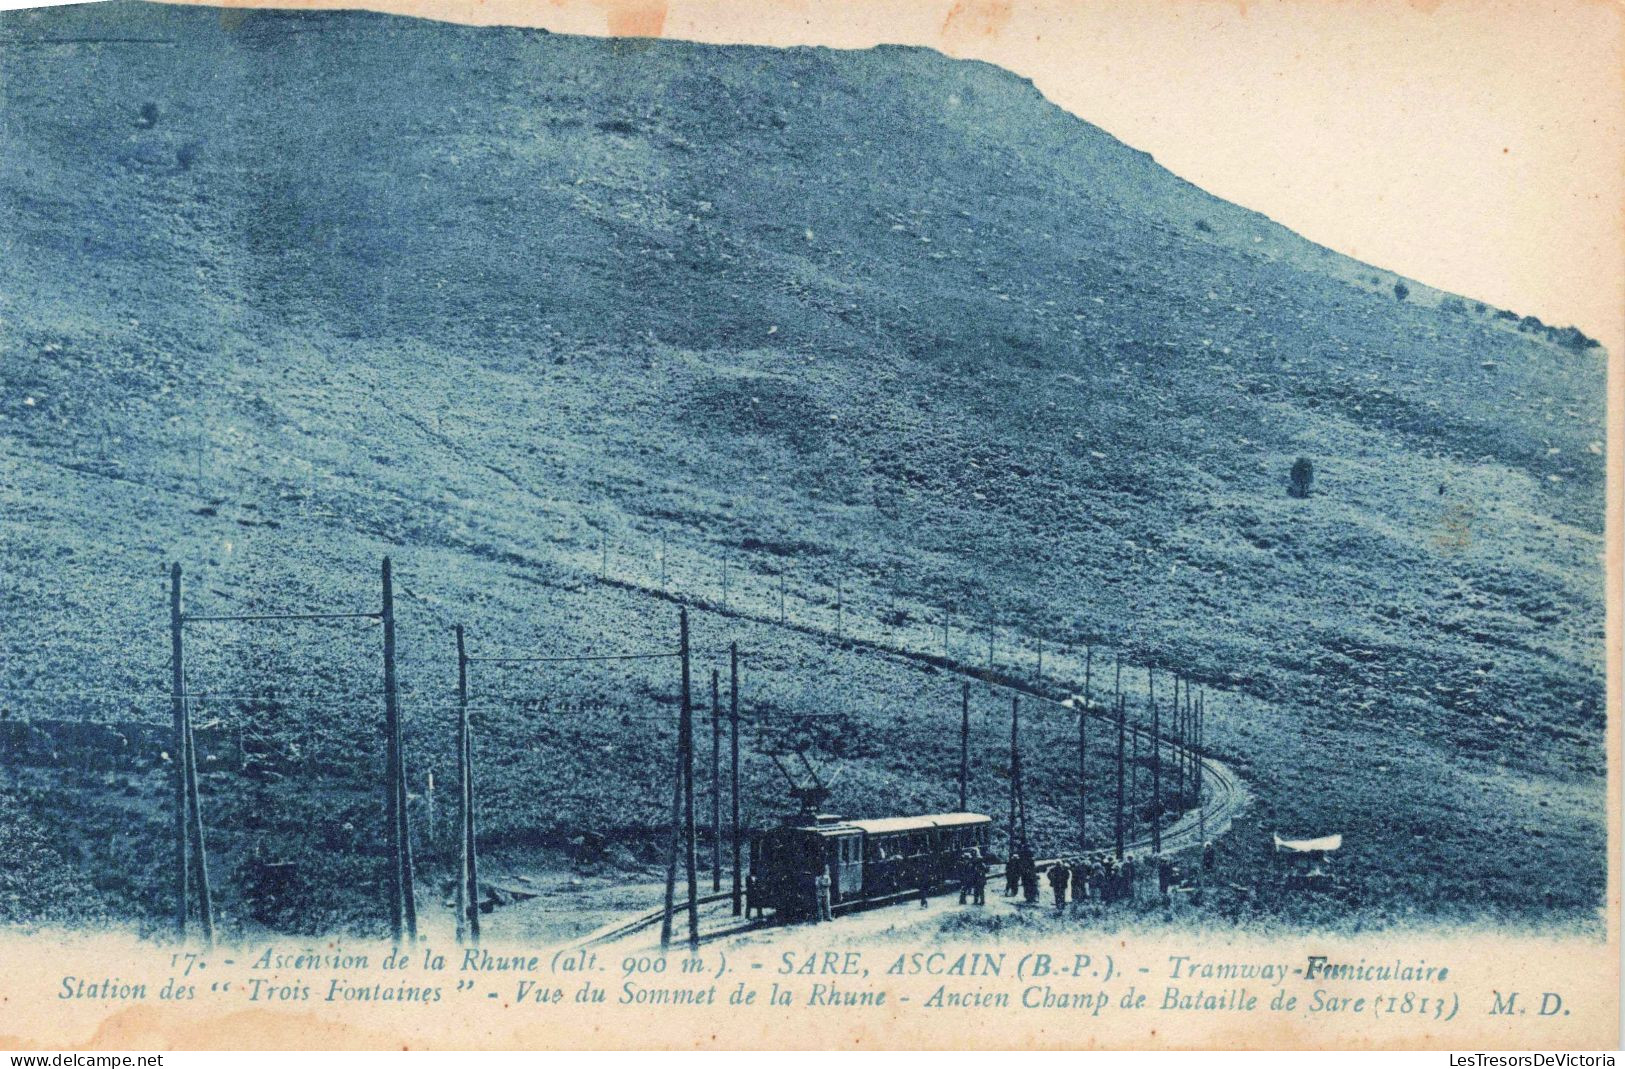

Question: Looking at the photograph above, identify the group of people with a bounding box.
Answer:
[1034,852,1140,910]
[952,847,993,905]
[992,846,1138,910]
[1017,840,1218,912]
[978,845,1165,911]
[1003,845,1041,902]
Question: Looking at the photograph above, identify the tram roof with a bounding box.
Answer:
[839,812,991,835]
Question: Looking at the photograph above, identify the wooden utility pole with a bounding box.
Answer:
[455,627,468,943]
[1196,690,1205,802]
[680,610,698,949]
[382,557,417,941]
[169,565,189,940]
[710,668,721,893]
[1175,677,1185,805]
[455,625,480,944]
[425,773,436,846]
[1008,696,1026,852]
[1186,679,1195,806]
[1171,674,1183,806]
[1149,666,1161,856]
[660,671,683,944]
[169,565,213,946]
[1114,676,1125,860]
[958,682,970,811]
[1078,645,1091,851]
[1196,687,1207,848]
[1131,725,1141,831]
[662,609,690,947]
[729,643,742,917]
[779,573,786,624]
[1184,675,1193,803]
[183,707,213,945]
[1195,690,1205,800]
[382,562,403,941]
[463,631,481,944]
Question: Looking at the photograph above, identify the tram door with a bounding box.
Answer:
[829,831,863,904]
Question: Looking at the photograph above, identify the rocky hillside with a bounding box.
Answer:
[0,2,1607,933]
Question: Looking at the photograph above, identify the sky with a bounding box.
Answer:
[9,0,1625,356]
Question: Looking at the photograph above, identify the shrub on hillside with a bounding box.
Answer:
[1552,325,1601,352]
[1392,281,1409,302]
[1288,457,1314,499]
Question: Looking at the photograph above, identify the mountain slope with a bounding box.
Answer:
[0,2,1607,933]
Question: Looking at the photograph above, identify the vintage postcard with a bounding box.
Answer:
[0,0,1618,1051]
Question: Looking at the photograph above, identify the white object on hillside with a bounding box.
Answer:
[1273,832,1342,853]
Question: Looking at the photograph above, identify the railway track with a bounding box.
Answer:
[574,748,1247,950]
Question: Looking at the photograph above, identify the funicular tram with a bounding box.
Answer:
[748,756,993,920]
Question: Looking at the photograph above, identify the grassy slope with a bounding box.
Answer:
[0,2,1607,934]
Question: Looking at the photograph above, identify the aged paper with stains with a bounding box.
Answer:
[0,0,1618,1051]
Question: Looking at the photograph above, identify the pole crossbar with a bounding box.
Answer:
[182,611,382,624]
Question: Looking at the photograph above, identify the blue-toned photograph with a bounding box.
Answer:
[0,0,1610,961]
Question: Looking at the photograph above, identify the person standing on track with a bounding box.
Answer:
[1047,860,1071,911]
[1102,855,1120,903]
[815,865,833,922]
[1020,851,1040,905]
[746,872,763,920]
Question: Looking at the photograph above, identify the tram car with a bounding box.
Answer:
[749,811,993,919]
